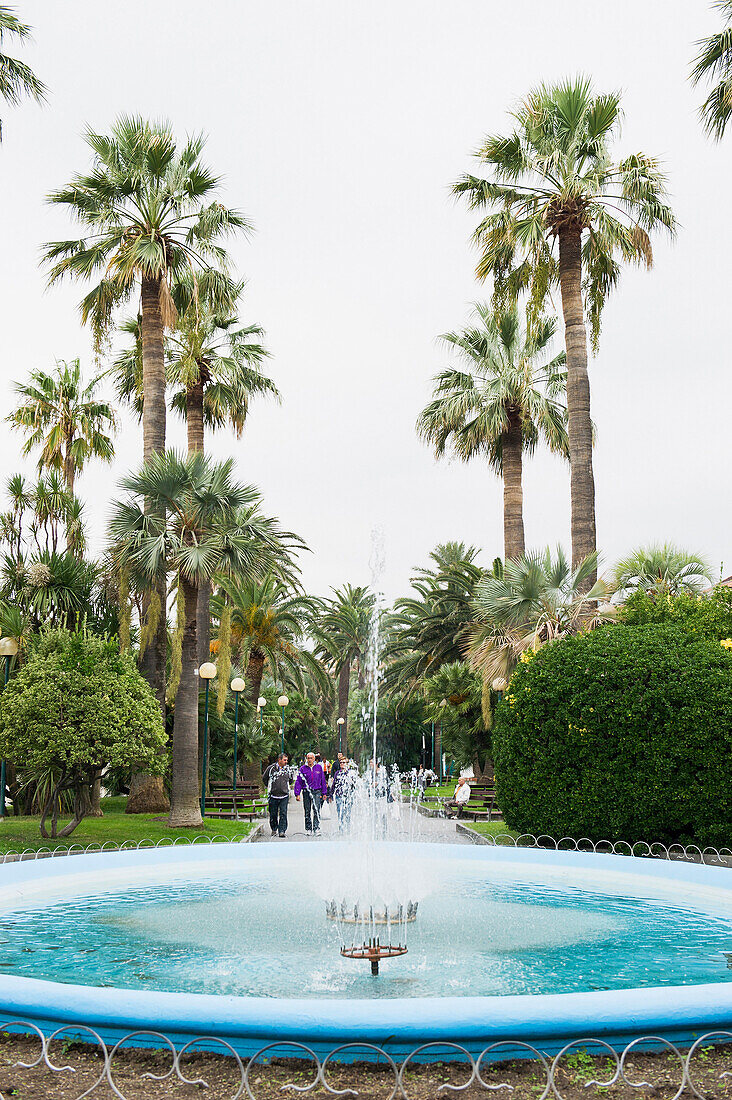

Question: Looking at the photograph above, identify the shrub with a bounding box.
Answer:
[492,625,732,846]
[0,629,167,837]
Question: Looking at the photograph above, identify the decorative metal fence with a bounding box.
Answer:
[1,829,730,865]
[0,832,253,863]
[2,1023,732,1099]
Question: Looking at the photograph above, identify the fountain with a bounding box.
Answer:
[3,530,732,1059]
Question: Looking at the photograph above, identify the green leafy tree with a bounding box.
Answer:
[454,77,675,584]
[348,688,426,769]
[0,630,166,838]
[691,2,732,139]
[620,584,732,638]
[493,624,732,845]
[0,5,46,141]
[611,543,712,599]
[417,305,567,561]
[109,451,293,826]
[7,359,115,496]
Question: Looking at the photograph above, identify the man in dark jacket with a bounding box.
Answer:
[264,753,290,837]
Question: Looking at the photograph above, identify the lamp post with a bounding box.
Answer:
[336,716,345,754]
[230,677,246,793]
[0,637,18,820]
[199,662,217,817]
[492,677,507,702]
[430,719,435,772]
[257,696,266,739]
[277,695,289,754]
[440,698,447,784]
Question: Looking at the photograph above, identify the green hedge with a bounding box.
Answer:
[492,625,732,846]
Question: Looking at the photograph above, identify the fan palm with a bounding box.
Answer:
[45,116,247,736]
[7,358,115,495]
[109,450,293,826]
[691,2,732,139]
[454,76,676,585]
[417,305,567,561]
[612,543,712,599]
[0,6,45,140]
[468,546,609,685]
[317,584,374,748]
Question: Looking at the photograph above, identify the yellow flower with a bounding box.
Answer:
[721,638,732,650]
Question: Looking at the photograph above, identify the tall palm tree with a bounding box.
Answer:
[7,359,115,495]
[113,296,280,660]
[212,573,329,780]
[318,584,374,747]
[45,117,247,807]
[612,543,712,599]
[417,305,567,561]
[454,77,676,585]
[691,2,732,139]
[468,546,609,685]
[0,6,46,141]
[109,450,291,826]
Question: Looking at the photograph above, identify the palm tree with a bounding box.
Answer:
[691,2,732,139]
[45,118,247,806]
[386,543,486,697]
[44,116,247,468]
[7,359,115,496]
[214,574,328,707]
[612,543,712,599]
[113,294,280,662]
[0,6,46,140]
[468,546,609,685]
[454,77,676,585]
[318,584,374,748]
[109,450,291,826]
[417,305,567,561]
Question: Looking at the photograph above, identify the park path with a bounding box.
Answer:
[253,798,472,845]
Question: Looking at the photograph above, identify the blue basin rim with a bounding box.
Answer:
[1,842,732,1056]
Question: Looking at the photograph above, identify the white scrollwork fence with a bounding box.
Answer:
[1,830,730,865]
[455,829,732,866]
[0,832,252,863]
[1,1023,732,1099]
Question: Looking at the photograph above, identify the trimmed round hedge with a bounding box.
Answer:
[492,624,732,846]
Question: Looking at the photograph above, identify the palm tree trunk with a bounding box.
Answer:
[558,226,597,587]
[169,577,203,827]
[501,409,525,562]
[129,273,170,815]
[337,660,350,752]
[240,650,266,785]
[185,379,211,667]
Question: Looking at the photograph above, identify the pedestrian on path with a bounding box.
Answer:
[264,752,290,837]
[294,751,328,835]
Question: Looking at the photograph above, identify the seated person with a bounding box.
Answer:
[443,776,471,818]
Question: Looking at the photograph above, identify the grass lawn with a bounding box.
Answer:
[459,820,519,841]
[0,796,256,854]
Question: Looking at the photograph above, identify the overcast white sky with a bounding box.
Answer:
[0,1,729,600]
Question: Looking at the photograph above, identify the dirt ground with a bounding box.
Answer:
[2,1032,732,1100]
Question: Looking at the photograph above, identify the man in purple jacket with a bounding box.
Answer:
[294,751,328,835]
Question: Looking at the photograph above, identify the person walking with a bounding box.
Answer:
[294,751,328,835]
[263,752,290,837]
[331,759,354,831]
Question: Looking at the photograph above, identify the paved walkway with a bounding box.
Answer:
[254,798,472,845]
